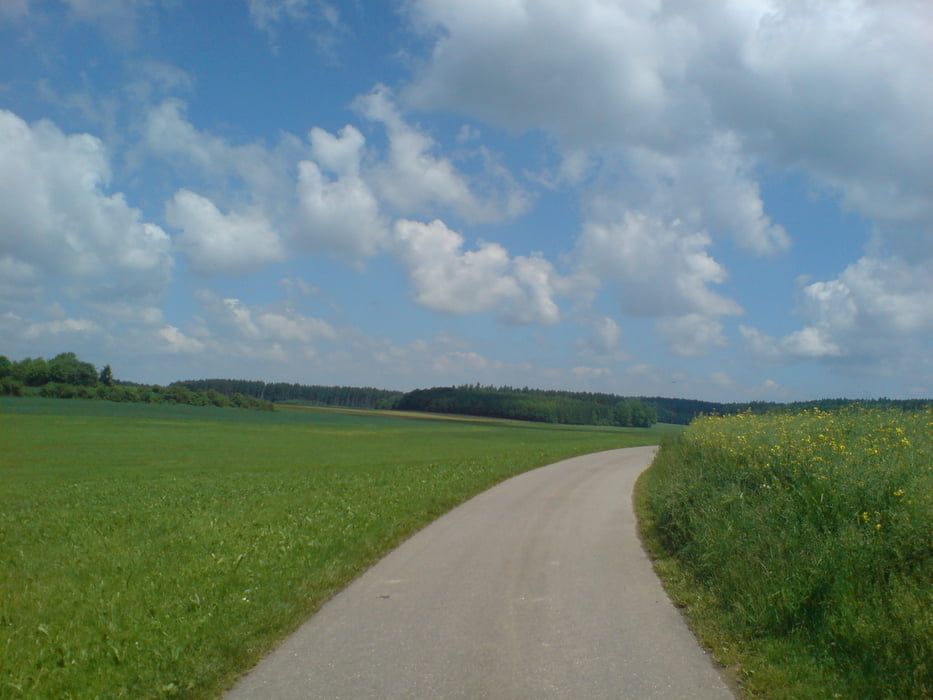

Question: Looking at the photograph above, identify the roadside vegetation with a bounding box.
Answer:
[0,397,671,699]
[637,407,933,698]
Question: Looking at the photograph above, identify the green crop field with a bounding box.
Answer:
[0,398,672,699]
[637,406,933,698]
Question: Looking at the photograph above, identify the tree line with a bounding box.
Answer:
[4,352,927,424]
[394,385,659,427]
[171,378,402,409]
[147,381,933,427]
[0,353,273,410]
[644,396,932,425]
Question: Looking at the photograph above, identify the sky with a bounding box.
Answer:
[1,0,931,402]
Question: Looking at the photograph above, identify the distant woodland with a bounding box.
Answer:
[172,379,930,427]
[3,352,929,426]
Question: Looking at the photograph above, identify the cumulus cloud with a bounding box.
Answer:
[143,99,297,204]
[742,254,933,362]
[356,86,479,215]
[159,325,205,354]
[407,0,677,146]
[392,218,561,325]
[165,189,285,275]
[620,134,789,255]
[575,315,628,363]
[694,1,933,232]
[22,317,100,340]
[406,0,933,359]
[295,125,388,258]
[355,85,528,222]
[407,1,933,211]
[0,110,172,300]
[191,292,338,361]
[658,314,727,357]
[0,256,40,303]
[575,212,742,318]
[142,92,530,267]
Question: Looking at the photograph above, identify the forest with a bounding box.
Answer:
[395,386,659,427]
[3,352,928,426]
[173,378,402,409]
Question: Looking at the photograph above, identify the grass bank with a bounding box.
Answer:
[1,398,669,699]
[636,407,933,698]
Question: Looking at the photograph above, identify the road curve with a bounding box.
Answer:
[224,446,733,699]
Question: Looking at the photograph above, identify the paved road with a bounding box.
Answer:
[225,446,734,699]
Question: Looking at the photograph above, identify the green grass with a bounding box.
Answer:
[636,407,933,698]
[0,398,669,699]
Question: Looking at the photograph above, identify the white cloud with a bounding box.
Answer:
[256,312,336,345]
[165,189,284,275]
[740,324,843,360]
[6,0,154,43]
[246,0,341,53]
[355,85,527,222]
[159,325,205,354]
[309,124,365,176]
[620,134,789,255]
[592,317,621,354]
[575,315,628,362]
[142,99,297,203]
[407,0,676,146]
[575,212,742,319]
[782,326,845,359]
[144,99,387,262]
[742,254,933,363]
[658,314,727,357]
[247,0,318,31]
[0,256,39,303]
[392,218,561,325]
[142,93,529,266]
[696,1,933,234]
[295,128,388,258]
[187,292,338,364]
[22,317,99,340]
[711,371,734,388]
[406,0,933,363]
[0,110,172,300]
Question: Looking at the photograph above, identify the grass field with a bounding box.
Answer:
[636,406,933,698]
[0,398,673,699]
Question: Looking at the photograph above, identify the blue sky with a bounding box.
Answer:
[2,0,931,402]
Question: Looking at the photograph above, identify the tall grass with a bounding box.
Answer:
[0,398,668,699]
[639,407,933,698]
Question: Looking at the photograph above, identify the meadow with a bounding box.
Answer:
[637,406,933,698]
[0,398,672,699]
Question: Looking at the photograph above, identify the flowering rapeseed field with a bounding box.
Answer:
[644,407,932,698]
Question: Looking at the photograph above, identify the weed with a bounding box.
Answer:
[638,407,933,698]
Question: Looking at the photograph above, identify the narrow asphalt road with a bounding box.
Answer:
[225,446,734,699]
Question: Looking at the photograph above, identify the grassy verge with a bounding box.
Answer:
[1,398,668,699]
[635,407,933,698]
